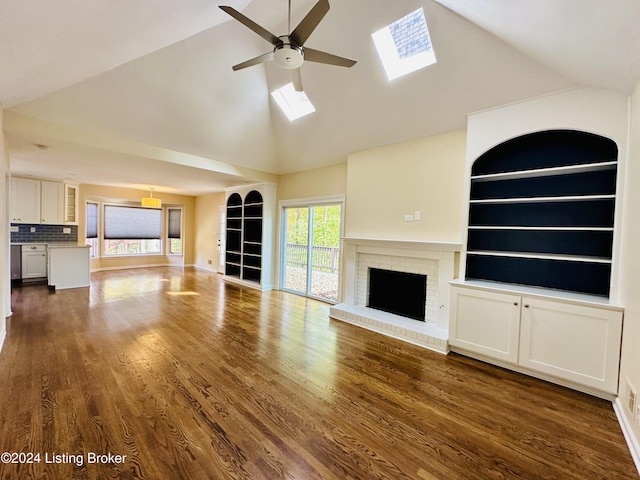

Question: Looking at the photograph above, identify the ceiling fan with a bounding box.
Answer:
[219,0,356,92]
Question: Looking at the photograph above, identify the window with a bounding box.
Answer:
[271,83,316,121]
[103,205,162,256]
[372,8,436,81]
[167,208,183,255]
[86,201,99,258]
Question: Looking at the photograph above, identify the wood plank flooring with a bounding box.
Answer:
[0,267,637,479]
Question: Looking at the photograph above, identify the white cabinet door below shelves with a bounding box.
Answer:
[519,298,623,394]
[449,286,521,363]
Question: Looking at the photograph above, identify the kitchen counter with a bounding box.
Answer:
[11,243,90,290]
[11,242,89,248]
[46,243,91,249]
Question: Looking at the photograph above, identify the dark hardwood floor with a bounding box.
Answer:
[0,267,637,479]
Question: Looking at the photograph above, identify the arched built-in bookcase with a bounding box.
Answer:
[224,184,275,290]
[450,129,624,397]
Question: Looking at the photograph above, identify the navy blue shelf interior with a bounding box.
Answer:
[465,130,618,297]
[471,130,617,175]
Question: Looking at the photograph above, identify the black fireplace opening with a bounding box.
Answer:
[367,268,427,321]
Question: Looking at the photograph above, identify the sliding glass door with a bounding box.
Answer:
[282,201,342,303]
[283,207,310,294]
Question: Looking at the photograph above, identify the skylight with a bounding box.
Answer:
[271,83,316,121]
[372,8,436,81]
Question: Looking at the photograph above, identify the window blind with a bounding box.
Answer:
[86,202,98,239]
[168,209,182,239]
[104,205,162,240]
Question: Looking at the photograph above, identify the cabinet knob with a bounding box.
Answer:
[524,304,530,308]
[513,302,518,306]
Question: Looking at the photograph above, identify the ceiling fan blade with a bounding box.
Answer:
[232,52,273,71]
[290,68,303,92]
[303,48,357,67]
[219,6,282,46]
[289,0,330,46]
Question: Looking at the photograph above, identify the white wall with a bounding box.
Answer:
[194,192,225,272]
[0,108,9,350]
[466,87,629,162]
[345,129,467,243]
[619,81,640,466]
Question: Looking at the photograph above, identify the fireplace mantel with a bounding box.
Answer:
[331,237,461,353]
[342,237,461,252]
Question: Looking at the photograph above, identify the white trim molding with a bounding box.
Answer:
[614,397,640,476]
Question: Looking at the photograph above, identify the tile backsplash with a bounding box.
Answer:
[11,224,78,243]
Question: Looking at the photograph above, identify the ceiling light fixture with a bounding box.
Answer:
[141,187,161,208]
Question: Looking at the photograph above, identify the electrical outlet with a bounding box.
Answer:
[627,378,637,418]
[207,259,213,265]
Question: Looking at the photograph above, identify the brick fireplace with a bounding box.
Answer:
[330,238,460,353]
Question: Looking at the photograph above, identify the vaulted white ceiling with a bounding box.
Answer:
[3,0,639,195]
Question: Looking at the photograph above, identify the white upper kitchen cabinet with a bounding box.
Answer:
[10,177,65,225]
[40,180,64,225]
[10,177,41,224]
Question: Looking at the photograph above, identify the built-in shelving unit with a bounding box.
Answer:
[465,130,618,297]
[241,190,263,283]
[225,193,243,278]
[224,184,275,290]
[450,128,624,398]
[64,183,79,225]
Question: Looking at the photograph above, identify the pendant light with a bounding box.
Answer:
[141,187,161,208]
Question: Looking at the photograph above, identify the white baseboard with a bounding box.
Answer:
[91,263,185,273]
[613,397,640,476]
[0,326,5,354]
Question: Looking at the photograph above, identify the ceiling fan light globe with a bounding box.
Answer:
[273,43,304,69]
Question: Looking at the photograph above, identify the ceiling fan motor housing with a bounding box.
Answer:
[274,38,304,69]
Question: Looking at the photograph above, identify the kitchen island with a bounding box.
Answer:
[47,243,90,290]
